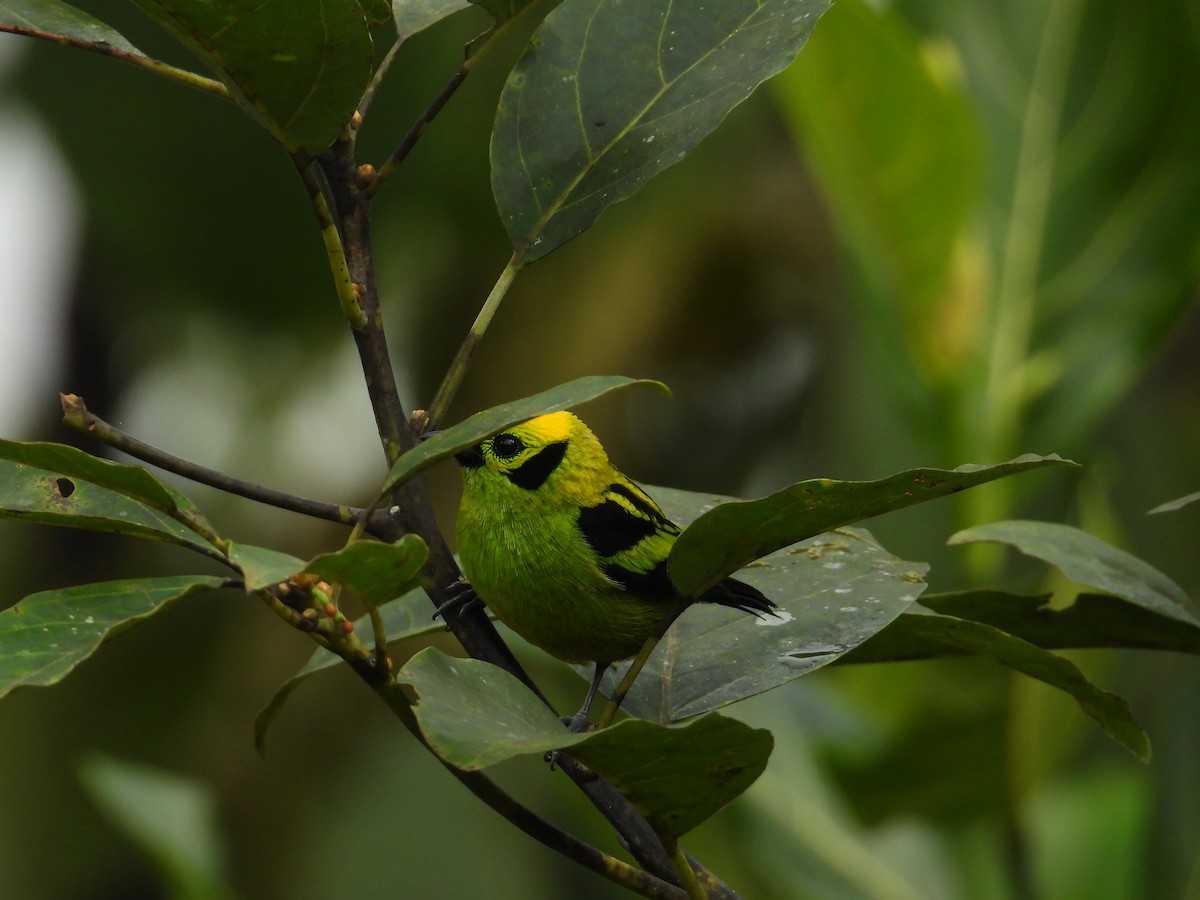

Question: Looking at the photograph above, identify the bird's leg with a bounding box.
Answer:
[563,661,610,733]
[432,577,484,620]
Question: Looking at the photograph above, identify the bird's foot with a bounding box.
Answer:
[432,578,482,621]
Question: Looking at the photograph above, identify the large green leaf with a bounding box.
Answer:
[129,0,374,155]
[0,458,225,561]
[304,535,428,606]
[669,454,1074,598]
[0,576,227,701]
[79,755,233,899]
[0,438,220,542]
[381,375,668,492]
[491,0,830,263]
[845,590,1200,662]
[0,0,143,54]
[393,0,471,40]
[399,648,772,837]
[609,489,926,722]
[948,520,1197,627]
[867,609,1149,761]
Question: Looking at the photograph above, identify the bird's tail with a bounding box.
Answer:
[699,576,777,617]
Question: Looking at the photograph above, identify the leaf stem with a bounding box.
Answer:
[60,394,364,527]
[599,599,690,728]
[358,38,406,120]
[0,25,231,99]
[426,255,521,427]
[664,836,707,900]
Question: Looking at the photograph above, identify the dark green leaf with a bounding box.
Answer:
[381,375,668,493]
[0,458,225,560]
[865,610,1150,761]
[359,0,391,28]
[129,0,374,155]
[399,648,772,835]
[669,454,1075,598]
[1149,490,1200,515]
[948,520,1197,627]
[492,0,830,262]
[0,576,226,701]
[79,755,233,899]
[0,439,219,542]
[611,488,926,722]
[225,543,307,591]
[0,0,143,54]
[304,535,428,606]
[844,590,1200,663]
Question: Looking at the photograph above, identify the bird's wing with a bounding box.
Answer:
[575,477,680,601]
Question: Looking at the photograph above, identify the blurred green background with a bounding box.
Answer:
[1,0,1198,897]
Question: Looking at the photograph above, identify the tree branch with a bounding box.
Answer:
[60,394,369,528]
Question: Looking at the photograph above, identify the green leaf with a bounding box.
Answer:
[1149,490,1200,515]
[255,586,442,751]
[359,0,391,28]
[225,543,307,591]
[393,0,471,41]
[844,590,1200,663]
[491,0,830,263]
[669,454,1075,598]
[381,375,668,493]
[870,610,1150,762]
[129,0,374,155]
[0,458,225,560]
[0,438,220,542]
[948,520,1197,627]
[399,648,772,836]
[0,0,144,54]
[612,489,926,722]
[79,755,234,900]
[304,534,428,606]
[0,576,226,701]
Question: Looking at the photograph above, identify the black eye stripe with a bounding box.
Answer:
[505,441,568,490]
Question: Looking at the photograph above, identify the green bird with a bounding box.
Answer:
[453,410,775,729]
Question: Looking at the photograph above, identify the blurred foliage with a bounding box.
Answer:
[0,0,1198,898]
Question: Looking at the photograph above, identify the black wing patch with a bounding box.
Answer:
[601,560,676,598]
[577,494,658,556]
[505,441,568,490]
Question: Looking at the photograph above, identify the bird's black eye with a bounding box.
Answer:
[491,433,525,459]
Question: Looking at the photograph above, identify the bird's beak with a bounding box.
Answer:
[455,444,485,468]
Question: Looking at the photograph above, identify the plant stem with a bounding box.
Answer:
[60,393,364,528]
[359,38,406,119]
[664,836,707,900]
[0,25,231,99]
[426,255,521,427]
[599,599,690,729]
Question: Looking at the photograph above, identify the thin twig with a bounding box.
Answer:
[60,394,365,527]
[368,64,469,196]
[294,159,367,328]
[359,38,408,121]
[426,255,520,427]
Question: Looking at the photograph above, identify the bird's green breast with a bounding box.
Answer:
[456,479,669,664]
